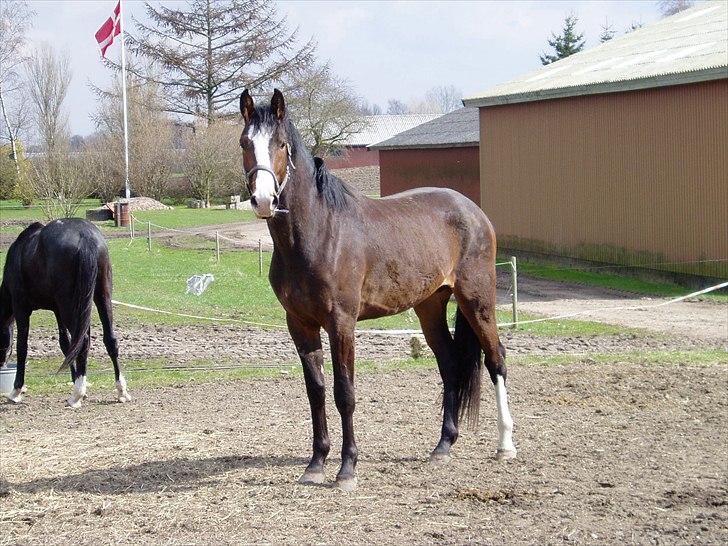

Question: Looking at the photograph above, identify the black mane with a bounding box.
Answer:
[249,105,353,211]
[313,157,352,210]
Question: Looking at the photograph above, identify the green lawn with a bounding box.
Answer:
[13,348,726,398]
[0,236,627,336]
[508,257,728,302]
[0,199,256,234]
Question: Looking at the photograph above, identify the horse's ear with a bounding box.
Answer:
[240,89,254,123]
[271,88,286,120]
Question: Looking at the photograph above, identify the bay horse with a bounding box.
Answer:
[240,89,516,491]
[0,219,131,407]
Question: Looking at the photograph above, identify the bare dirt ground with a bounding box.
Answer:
[499,276,727,344]
[2,361,727,545]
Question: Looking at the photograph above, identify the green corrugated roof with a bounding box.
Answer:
[463,1,728,107]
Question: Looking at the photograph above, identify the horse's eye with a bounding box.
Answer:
[280,142,287,149]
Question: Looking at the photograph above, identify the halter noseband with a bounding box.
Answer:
[244,144,296,215]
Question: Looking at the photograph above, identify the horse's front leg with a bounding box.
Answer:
[287,314,330,484]
[327,319,358,491]
[7,313,30,403]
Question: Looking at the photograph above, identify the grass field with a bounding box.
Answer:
[0,236,629,336]
[512,258,727,302]
[0,199,256,234]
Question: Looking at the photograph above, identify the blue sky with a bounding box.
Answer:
[26,0,666,136]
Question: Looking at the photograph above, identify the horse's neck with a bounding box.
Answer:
[267,166,334,257]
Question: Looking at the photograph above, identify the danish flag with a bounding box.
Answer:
[95,1,122,58]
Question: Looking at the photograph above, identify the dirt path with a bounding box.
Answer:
[497,275,727,343]
[2,361,726,544]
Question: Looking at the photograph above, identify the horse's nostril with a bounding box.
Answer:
[250,196,258,207]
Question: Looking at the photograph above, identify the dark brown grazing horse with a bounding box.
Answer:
[240,89,516,491]
[0,219,130,407]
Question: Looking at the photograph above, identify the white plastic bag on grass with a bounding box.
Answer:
[186,274,215,296]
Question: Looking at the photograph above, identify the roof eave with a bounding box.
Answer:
[462,67,728,108]
[368,141,479,151]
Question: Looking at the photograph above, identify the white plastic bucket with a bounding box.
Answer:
[0,363,17,395]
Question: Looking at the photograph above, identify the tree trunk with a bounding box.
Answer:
[206,0,214,126]
[0,84,22,181]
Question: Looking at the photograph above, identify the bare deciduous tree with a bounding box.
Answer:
[27,43,71,154]
[24,152,95,220]
[424,85,462,114]
[90,69,175,201]
[125,0,316,124]
[183,122,243,206]
[0,0,34,183]
[658,0,694,17]
[285,64,365,157]
[386,99,409,115]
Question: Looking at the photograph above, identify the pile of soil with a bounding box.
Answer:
[105,197,172,212]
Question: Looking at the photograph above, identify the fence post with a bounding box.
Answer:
[510,256,518,329]
[147,221,152,252]
[215,231,220,262]
[258,239,263,276]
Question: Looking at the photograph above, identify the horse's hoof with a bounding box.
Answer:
[429,451,452,465]
[335,477,358,492]
[117,392,132,403]
[299,470,326,485]
[66,397,83,409]
[496,448,517,460]
[6,389,23,404]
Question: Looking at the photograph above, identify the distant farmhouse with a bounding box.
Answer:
[461,1,727,279]
[370,107,480,204]
[327,114,438,170]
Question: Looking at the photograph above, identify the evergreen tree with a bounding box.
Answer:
[540,14,586,65]
[599,18,616,43]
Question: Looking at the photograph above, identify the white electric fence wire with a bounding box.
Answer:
[111,281,728,334]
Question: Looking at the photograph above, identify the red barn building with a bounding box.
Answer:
[326,114,438,170]
[463,2,728,279]
[370,108,480,203]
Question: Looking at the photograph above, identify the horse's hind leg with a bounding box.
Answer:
[95,289,130,403]
[453,279,517,460]
[54,310,74,382]
[414,288,460,464]
[6,312,30,403]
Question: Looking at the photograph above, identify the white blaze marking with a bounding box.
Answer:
[495,375,516,453]
[67,375,87,408]
[251,127,277,208]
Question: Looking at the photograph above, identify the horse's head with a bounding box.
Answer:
[239,88,295,219]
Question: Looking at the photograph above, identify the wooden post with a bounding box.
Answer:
[510,256,518,329]
[147,221,152,252]
[215,231,220,262]
[258,239,263,276]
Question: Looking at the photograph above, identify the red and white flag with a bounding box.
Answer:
[95,1,122,58]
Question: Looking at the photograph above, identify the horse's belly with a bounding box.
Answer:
[358,267,449,321]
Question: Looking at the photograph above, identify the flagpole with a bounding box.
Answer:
[118,0,131,200]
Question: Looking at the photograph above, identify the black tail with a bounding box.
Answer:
[58,241,98,372]
[453,308,483,426]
